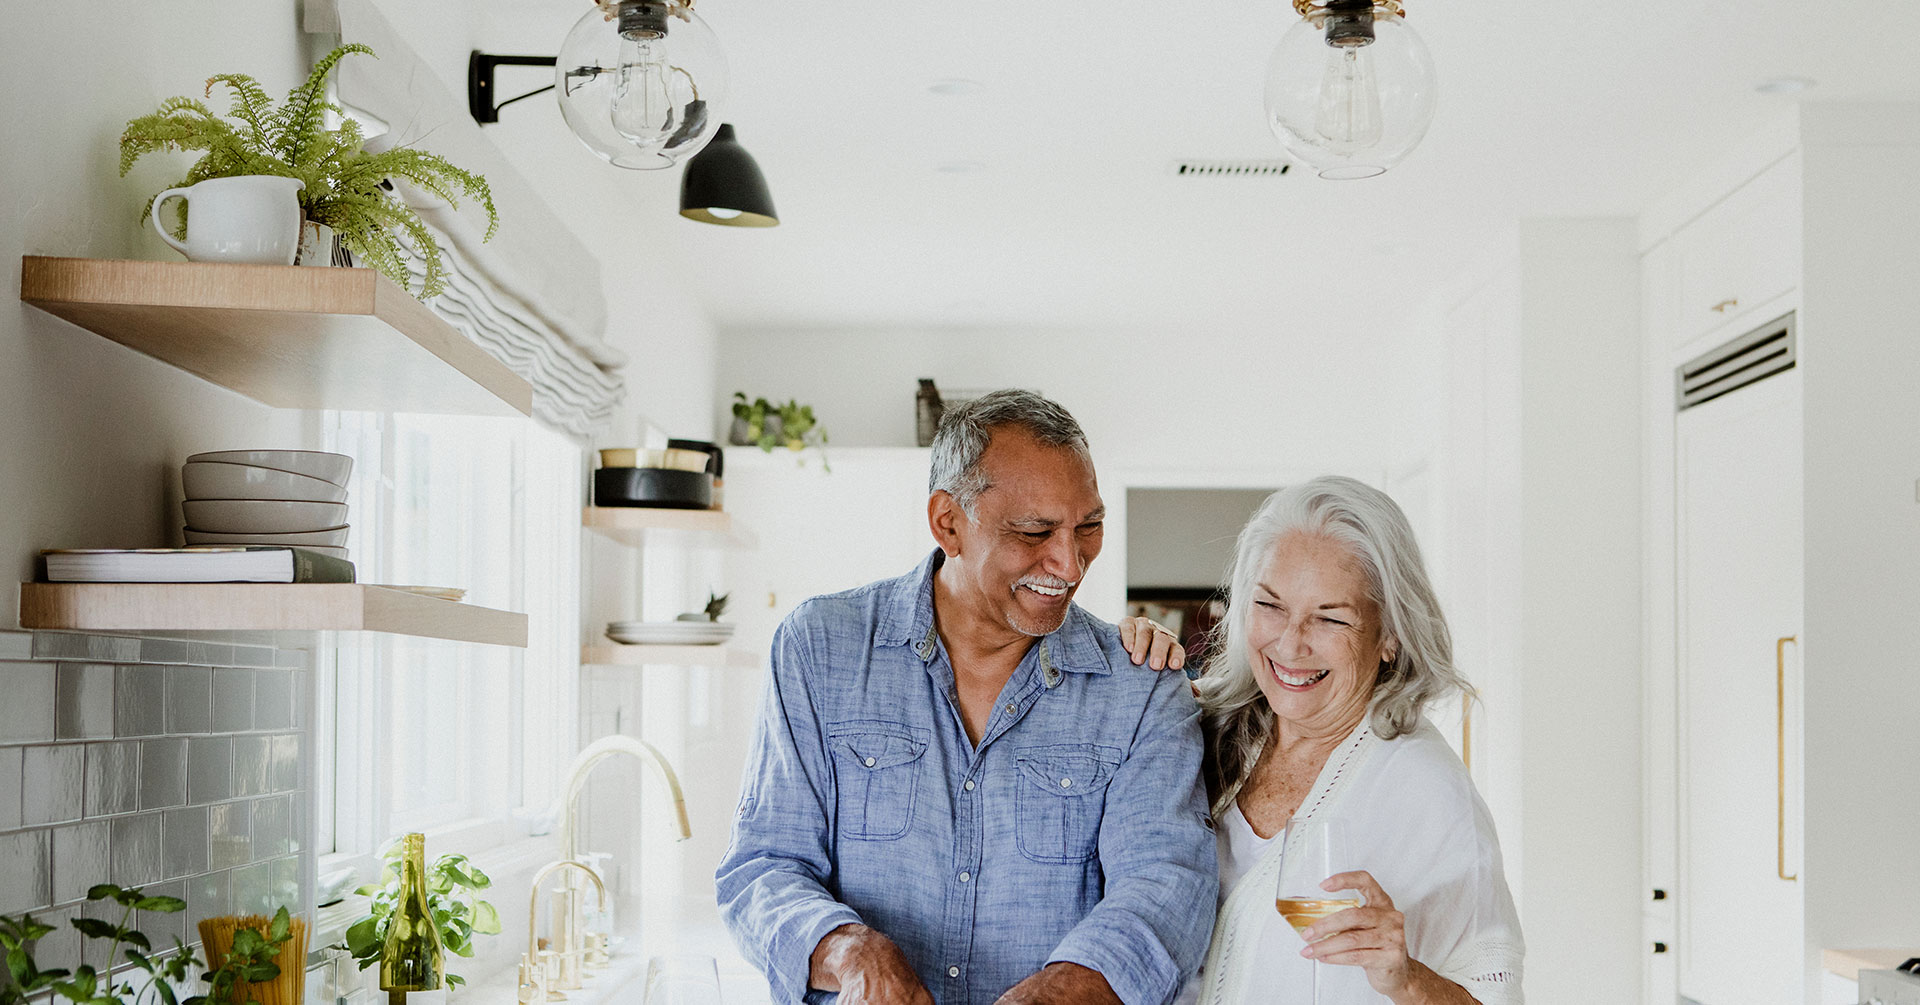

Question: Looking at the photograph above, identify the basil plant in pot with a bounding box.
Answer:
[336,840,501,988]
[118,43,497,298]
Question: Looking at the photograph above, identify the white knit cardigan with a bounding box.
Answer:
[1192,717,1524,1005]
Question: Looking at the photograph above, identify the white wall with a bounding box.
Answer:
[1512,219,1645,1002]
[1406,219,1644,1003]
[1,4,310,587]
[1797,101,1920,980]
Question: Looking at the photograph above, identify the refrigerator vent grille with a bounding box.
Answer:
[1676,312,1796,411]
[1170,159,1292,177]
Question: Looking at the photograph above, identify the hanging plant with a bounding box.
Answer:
[119,44,497,298]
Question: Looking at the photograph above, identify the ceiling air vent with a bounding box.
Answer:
[1170,159,1293,178]
[1676,311,1796,411]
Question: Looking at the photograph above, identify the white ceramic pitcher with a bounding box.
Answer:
[150,175,304,265]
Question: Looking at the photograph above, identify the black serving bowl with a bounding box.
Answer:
[594,467,713,509]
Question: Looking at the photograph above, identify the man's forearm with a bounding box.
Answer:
[994,962,1122,1005]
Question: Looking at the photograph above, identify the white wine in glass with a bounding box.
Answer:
[1276,816,1360,1005]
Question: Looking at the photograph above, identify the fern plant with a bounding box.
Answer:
[119,44,497,298]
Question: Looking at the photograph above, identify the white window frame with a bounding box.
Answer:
[314,411,582,891]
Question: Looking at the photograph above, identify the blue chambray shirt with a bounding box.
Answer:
[717,551,1218,1005]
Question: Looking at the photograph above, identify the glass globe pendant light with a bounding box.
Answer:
[1264,0,1436,180]
[555,0,728,170]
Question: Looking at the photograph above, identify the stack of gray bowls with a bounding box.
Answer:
[181,450,352,558]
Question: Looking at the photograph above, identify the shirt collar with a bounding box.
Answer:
[876,548,1112,676]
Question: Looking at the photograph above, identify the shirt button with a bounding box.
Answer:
[1004,702,1015,714]
[864,757,876,768]
[964,780,975,792]
[958,871,971,883]
[1060,778,1072,788]
[947,966,960,978]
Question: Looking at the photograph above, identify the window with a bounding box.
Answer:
[315,412,582,876]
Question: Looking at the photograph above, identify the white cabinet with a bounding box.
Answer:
[1674,369,1804,1005]
[1668,157,1801,350]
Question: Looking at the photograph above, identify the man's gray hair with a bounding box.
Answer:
[928,389,1090,516]
[1194,475,1476,817]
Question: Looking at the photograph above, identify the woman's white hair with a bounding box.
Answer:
[1195,475,1474,815]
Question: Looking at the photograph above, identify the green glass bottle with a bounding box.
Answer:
[379,833,444,1005]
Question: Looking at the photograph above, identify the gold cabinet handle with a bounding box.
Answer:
[1777,635,1798,882]
[1711,298,1740,313]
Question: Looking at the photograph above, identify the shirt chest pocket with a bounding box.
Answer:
[828,720,930,841]
[1013,744,1122,864]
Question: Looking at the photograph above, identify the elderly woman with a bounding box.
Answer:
[1123,476,1522,1004]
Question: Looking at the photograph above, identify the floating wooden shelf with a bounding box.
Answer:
[19,256,532,417]
[21,583,527,647]
[581,644,756,668]
[583,506,732,545]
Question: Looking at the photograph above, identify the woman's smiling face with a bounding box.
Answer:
[1246,531,1395,735]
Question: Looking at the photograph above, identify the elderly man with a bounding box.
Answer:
[717,390,1217,1005]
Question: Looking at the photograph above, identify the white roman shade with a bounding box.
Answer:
[304,0,625,436]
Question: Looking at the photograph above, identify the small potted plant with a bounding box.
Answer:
[119,43,497,298]
[337,839,501,989]
[729,393,830,470]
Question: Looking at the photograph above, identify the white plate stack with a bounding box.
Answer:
[605,620,736,646]
[181,450,353,558]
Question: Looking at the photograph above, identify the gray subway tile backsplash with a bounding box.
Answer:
[3,632,308,954]
[33,633,140,664]
[0,631,31,661]
[232,736,272,798]
[23,743,84,826]
[231,645,279,670]
[250,795,294,862]
[114,666,168,738]
[163,806,210,879]
[139,738,188,810]
[51,821,110,904]
[82,741,139,817]
[211,668,253,733]
[254,671,294,731]
[110,812,163,887]
[0,662,55,743]
[167,666,213,734]
[208,800,251,870]
[187,736,232,804]
[0,747,21,830]
[271,734,301,793]
[0,829,52,915]
[55,663,115,740]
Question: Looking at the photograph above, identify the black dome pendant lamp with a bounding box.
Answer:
[679,123,778,227]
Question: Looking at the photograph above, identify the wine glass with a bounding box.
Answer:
[642,955,724,1005]
[1275,816,1361,1004]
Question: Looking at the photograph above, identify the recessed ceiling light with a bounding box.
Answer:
[1755,76,1816,95]
[928,78,985,97]
[936,161,987,175]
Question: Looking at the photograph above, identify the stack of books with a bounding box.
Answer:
[42,547,356,584]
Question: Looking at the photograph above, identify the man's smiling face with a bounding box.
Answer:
[943,426,1105,638]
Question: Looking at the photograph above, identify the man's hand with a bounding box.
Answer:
[809,924,934,1005]
[992,962,1121,1005]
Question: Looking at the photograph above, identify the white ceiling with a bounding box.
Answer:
[477,0,1920,338]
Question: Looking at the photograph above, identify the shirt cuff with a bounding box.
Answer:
[769,904,867,1004]
[1047,920,1182,1005]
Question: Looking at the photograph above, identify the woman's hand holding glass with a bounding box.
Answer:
[1297,869,1417,999]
